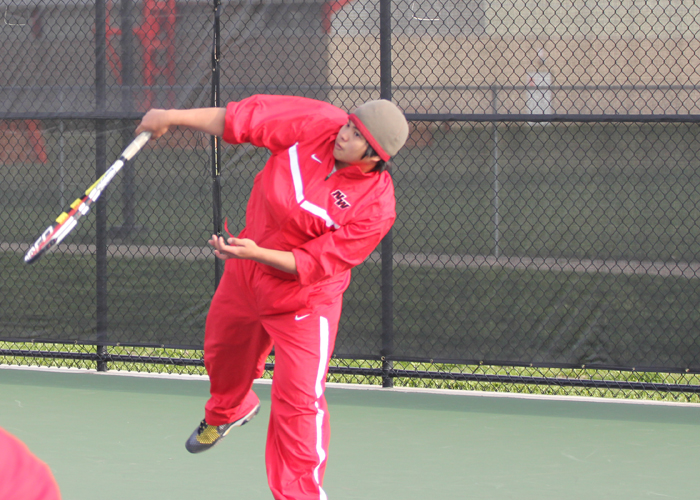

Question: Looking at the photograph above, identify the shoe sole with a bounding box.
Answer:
[228,403,260,431]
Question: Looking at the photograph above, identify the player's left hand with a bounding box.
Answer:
[208,235,260,261]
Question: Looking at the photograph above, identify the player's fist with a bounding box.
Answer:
[135,109,172,139]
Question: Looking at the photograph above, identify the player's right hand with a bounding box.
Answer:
[135,109,172,139]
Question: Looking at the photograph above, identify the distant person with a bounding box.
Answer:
[0,427,61,500]
[136,94,409,499]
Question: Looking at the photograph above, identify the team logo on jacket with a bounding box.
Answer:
[331,190,351,209]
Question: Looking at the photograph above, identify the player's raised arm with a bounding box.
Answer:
[136,107,227,139]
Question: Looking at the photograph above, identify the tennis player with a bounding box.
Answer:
[0,427,61,500]
[136,94,408,500]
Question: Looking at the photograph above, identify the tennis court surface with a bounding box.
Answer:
[2,366,699,500]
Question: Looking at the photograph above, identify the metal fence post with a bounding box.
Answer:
[119,0,136,236]
[95,0,108,371]
[491,86,501,258]
[379,0,394,388]
[211,0,223,288]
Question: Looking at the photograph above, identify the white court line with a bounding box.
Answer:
[365,252,700,280]
[2,242,214,261]
[2,364,699,408]
[4,241,700,279]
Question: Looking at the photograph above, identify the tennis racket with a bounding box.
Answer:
[24,131,152,264]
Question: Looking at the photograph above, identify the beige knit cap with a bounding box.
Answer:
[348,100,409,161]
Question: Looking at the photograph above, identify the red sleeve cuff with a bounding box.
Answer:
[292,247,318,286]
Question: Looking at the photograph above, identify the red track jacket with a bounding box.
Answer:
[222,95,396,311]
[0,428,61,500]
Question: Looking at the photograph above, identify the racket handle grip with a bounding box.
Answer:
[122,131,152,161]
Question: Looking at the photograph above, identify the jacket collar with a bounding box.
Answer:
[334,164,378,179]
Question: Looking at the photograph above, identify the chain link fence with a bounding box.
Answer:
[3,0,700,400]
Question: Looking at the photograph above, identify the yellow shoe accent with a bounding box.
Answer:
[196,425,221,445]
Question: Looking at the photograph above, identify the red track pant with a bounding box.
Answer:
[203,259,341,500]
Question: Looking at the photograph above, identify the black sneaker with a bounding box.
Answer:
[185,403,260,454]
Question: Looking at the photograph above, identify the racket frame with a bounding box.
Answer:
[24,131,151,264]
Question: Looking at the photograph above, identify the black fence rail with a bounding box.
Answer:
[3,0,700,400]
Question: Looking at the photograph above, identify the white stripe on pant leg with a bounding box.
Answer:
[315,317,329,399]
[313,316,330,500]
[314,402,328,500]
